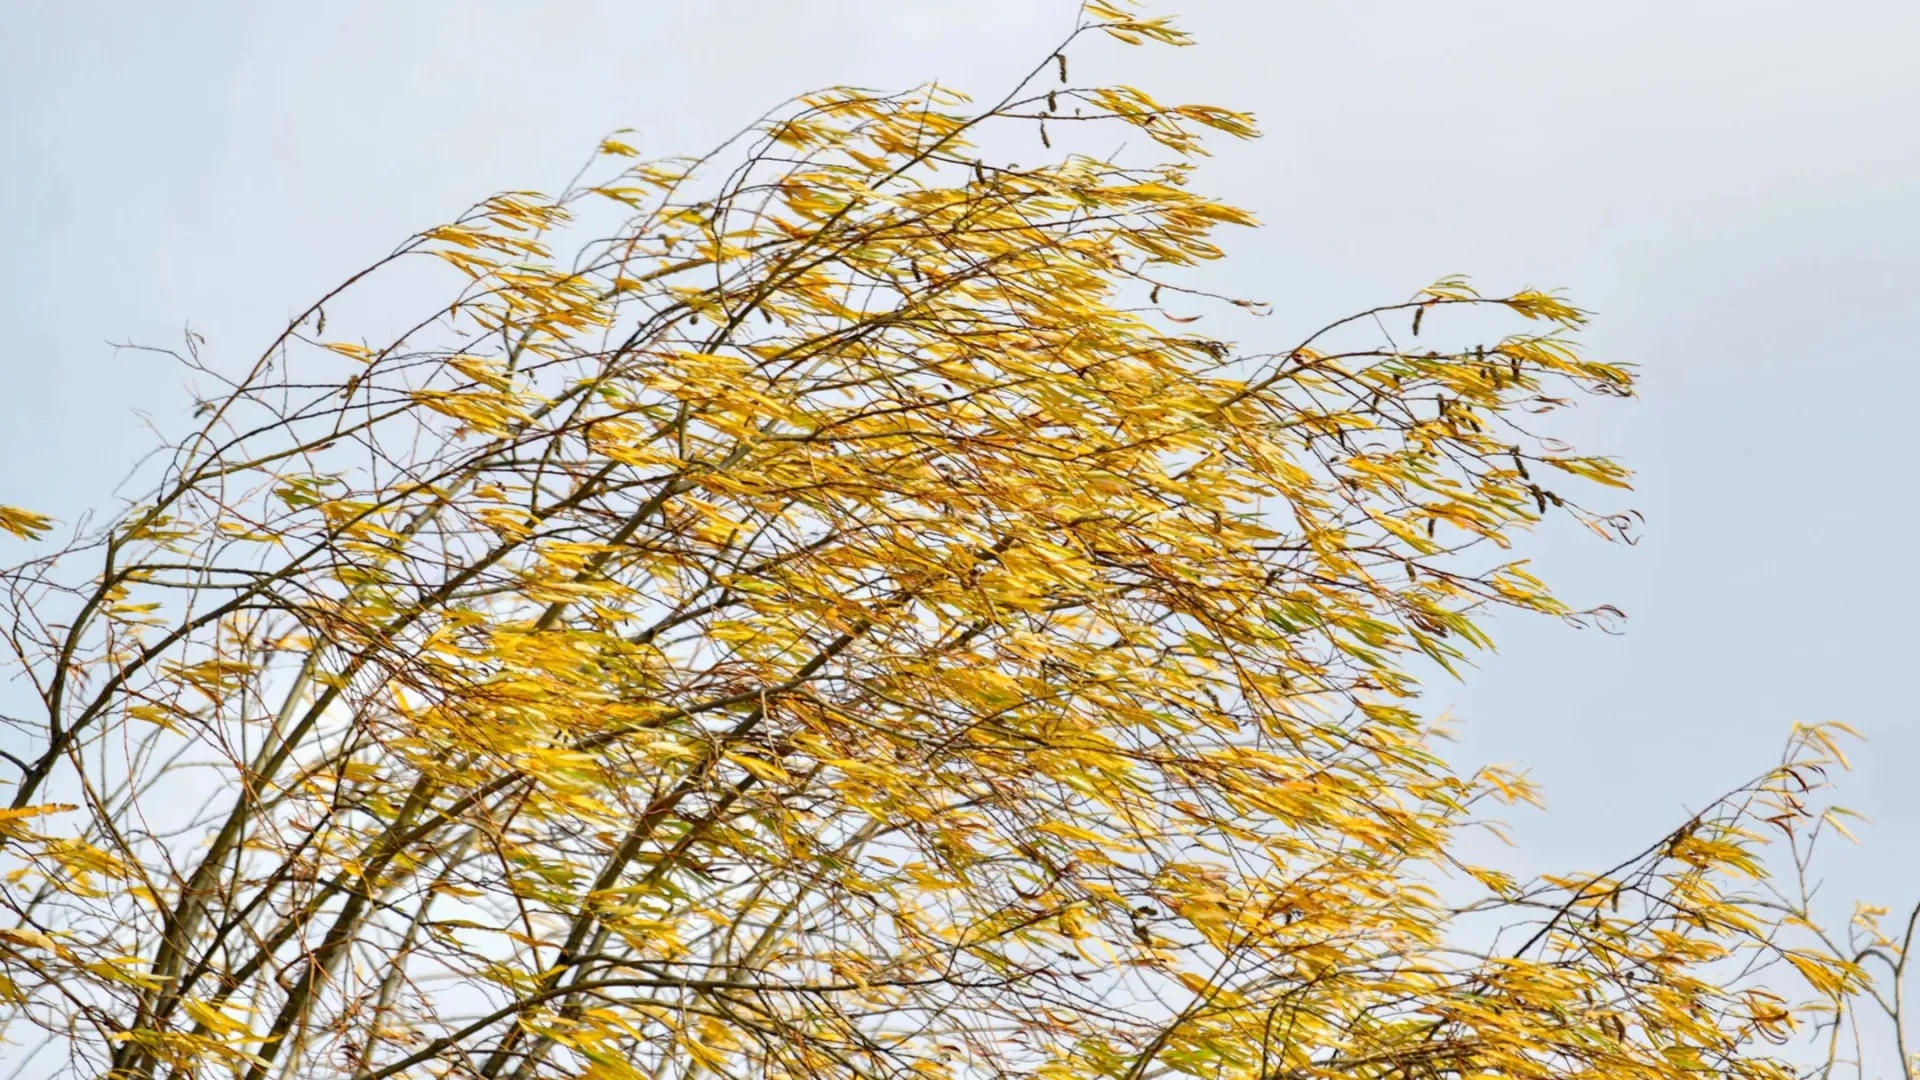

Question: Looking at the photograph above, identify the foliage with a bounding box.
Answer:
[0,5,1870,1080]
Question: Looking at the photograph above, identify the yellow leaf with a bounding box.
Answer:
[0,926,57,952]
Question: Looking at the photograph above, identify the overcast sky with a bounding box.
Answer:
[4,1,1917,921]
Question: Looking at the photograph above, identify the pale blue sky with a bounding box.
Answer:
[3,0,1917,916]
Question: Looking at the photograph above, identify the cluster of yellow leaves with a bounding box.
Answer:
[0,503,53,540]
[0,7,1871,1080]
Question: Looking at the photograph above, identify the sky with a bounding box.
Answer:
[3,0,1918,940]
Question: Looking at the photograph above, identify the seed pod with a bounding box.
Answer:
[1412,306,1424,337]
[1426,518,1437,538]
[1047,91,1058,113]
[1532,486,1547,514]
[1056,53,1068,83]
[1513,452,1529,479]
[1150,284,1161,304]
[1040,121,1051,149]
[974,162,987,185]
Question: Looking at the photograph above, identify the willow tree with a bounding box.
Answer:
[0,5,1866,1080]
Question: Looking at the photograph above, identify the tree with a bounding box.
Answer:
[0,4,1868,1079]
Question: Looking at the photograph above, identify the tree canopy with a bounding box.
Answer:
[0,5,1874,1080]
